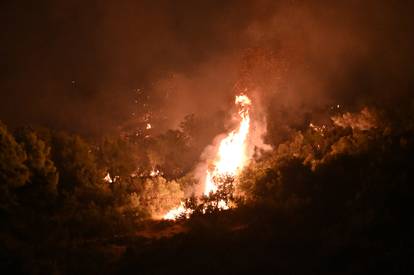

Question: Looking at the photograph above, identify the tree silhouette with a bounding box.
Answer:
[0,122,29,209]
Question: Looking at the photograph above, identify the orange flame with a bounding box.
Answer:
[204,94,251,195]
[163,94,252,220]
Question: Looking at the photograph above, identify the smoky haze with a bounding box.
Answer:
[1,0,413,137]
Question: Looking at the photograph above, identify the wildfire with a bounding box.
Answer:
[204,94,251,195]
[163,202,193,220]
[163,94,252,220]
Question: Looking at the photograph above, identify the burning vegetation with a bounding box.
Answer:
[1,95,413,274]
[1,1,414,274]
[163,94,254,219]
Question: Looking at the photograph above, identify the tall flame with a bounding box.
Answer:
[163,94,252,220]
[204,94,251,195]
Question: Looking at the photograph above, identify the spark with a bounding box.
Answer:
[103,173,112,183]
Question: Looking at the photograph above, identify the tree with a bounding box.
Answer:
[14,128,58,203]
[135,176,184,218]
[49,132,105,202]
[0,122,29,208]
[147,130,192,179]
[96,137,148,179]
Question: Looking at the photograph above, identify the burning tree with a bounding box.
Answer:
[163,94,253,219]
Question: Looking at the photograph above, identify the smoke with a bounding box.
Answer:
[142,0,414,144]
[190,92,269,197]
[332,108,378,131]
[1,1,413,137]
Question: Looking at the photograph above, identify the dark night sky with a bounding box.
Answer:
[1,0,413,136]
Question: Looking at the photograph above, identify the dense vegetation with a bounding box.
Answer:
[1,106,413,274]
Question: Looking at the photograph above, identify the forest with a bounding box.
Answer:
[1,103,413,274]
[1,1,414,274]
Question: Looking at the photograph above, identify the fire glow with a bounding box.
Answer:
[204,94,251,195]
[163,94,252,220]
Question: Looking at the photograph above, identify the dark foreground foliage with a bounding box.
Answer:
[1,111,414,274]
[115,131,414,275]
